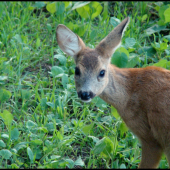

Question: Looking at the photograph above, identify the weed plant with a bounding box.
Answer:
[0,1,170,168]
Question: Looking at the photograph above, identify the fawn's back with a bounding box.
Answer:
[56,17,170,168]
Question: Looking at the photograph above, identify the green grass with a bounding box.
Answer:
[0,1,170,169]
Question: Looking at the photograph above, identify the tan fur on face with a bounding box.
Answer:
[56,17,170,168]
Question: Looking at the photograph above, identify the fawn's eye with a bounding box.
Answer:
[99,70,105,77]
[75,67,80,76]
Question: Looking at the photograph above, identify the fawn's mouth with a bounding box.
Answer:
[81,98,92,103]
[77,91,95,102]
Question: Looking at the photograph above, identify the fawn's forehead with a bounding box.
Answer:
[77,49,101,70]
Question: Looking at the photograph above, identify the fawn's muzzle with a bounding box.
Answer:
[78,91,94,101]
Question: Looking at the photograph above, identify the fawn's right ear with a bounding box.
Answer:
[56,25,85,58]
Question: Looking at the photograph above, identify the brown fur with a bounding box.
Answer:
[56,17,170,168]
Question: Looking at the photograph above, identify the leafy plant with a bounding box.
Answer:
[0,1,170,169]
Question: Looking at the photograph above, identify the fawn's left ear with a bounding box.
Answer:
[95,17,130,58]
[56,24,85,58]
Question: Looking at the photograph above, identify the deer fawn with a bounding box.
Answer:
[56,17,170,168]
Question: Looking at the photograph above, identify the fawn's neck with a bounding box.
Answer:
[99,64,131,112]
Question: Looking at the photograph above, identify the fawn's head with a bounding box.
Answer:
[56,17,130,102]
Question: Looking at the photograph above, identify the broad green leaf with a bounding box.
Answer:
[93,137,107,154]
[27,147,34,163]
[145,24,168,35]
[45,140,52,146]
[160,42,167,50]
[46,2,56,14]
[46,102,54,108]
[0,110,13,127]
[158,5,169,22]
[47,23,52,32]
[72,1,90,10]
[76,24,87,36]
[31,139,43,145]
[125,38,136,48]
[93,96,107,108]
[28,6,35,10]
[51,66,64,77]
[153,59,167,68]
[51,155,61,159]
[110,17,121,27]
[61,138,74,146]
[66,22,79,31]
[141,14,147,21]
[57,131,63,140]
[0,140,6,147]
[1,134,9,139]
[166,61,170,70]
[36,38,41,48]
[11,128,19,140]
[33,2,46,9]
[0,89,12,103]
[102,2,108,22]
[64,1,70,8]
[101,116,112,125]
[13,142,29,152]
[13,34,22,43]
[154,2,163,7]
[40,98,47,110]
[11,164,19,169]
[112,159,119,168]
[0,149,12,159]
[88,136,99,143]
[90,2,103,20]
[81,123,94,135]
[45,122,55,131]
[119,122,128,137]
[76,4,90,19]
[102,137,115,157]
[93,136,115,159]
[65,158,74,168]
[37,127,48,133]
[138,46,156,57]
[56,2,65,15]
[90,30,97,39]
[157,19,166,26]
[54,54,66,65]
[163,35,170,42]
[119,47,129,57]
[74,156,85,166]
[126,54,139,68]
[111,106,120,119]
[0,76,8,81]
[62,74,68,88]
[26,120,37,129]
[132,146,140,163]
[59,161,68,168]
[111,53,128,68]
[164,7,170,23]
[120,164,126,169]
[111,48,128,68]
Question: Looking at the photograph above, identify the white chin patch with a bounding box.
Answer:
[81,99,92,103]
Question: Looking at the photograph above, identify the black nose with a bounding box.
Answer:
[78,91,93,101]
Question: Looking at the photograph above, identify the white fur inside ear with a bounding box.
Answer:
[121,17,130,38]
[112,41,121,54]
[57,26,81,56]
[111,17,130,55]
